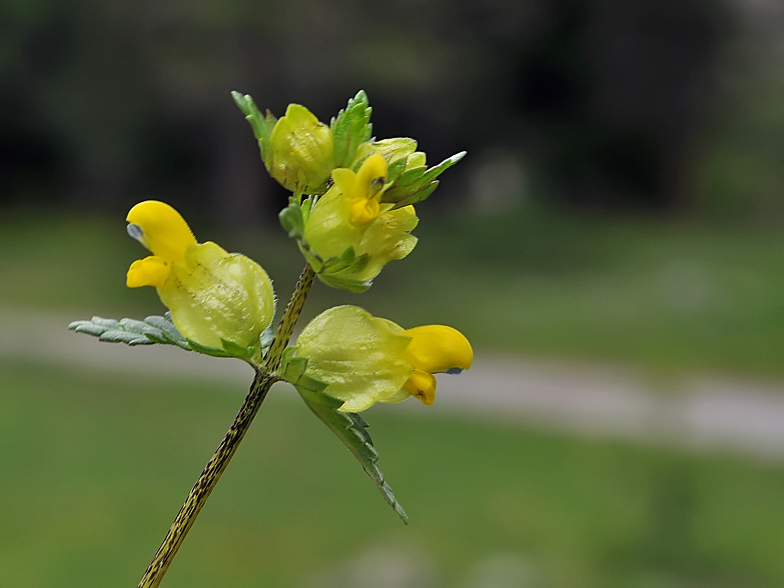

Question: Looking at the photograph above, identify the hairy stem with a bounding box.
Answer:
[264,264,315,368]
[137,263,316,588]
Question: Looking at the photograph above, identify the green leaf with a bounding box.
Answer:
[315,271,373,293]
[382,151,467,207]
[421,150,466,184]
[331,90,373,168]
[69,314,191,350]
[279,200,306,239]
[281,348,408,523]
[259,322,275,352]
[232,91,277,162]
[320,247,369,276]
[386,157,408,183]
[69,313,258,361]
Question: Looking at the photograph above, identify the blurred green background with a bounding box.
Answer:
[3,0,784,586]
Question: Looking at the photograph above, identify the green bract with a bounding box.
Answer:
[158,241,275,350]
[294,306,414,412]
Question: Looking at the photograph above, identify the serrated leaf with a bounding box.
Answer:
[420,150,466,185]
[281,351,408,523]
[232,91,277,144]
[386,157,408,183]
[296,385,408,523]
[143,315,187,345]
[91,316,121,329]
[69,314,259,362]
[331,90,373,168]
[68,322,107,337]
[383,151,466,207]
[98,329,153,345]
[396,181,439,208]
[71,315,192,350]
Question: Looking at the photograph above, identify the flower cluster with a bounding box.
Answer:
[236,90,465,293]
[72,89,472,538]
[118,90,470,411]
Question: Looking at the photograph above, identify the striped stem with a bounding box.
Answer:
[137,263,315,588]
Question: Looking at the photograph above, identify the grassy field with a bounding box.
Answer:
[2,206,784,377]
[1,359,783,588]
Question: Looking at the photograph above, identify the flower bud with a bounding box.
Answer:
[268,104,334,194]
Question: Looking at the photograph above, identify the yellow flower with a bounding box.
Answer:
[332,153,388,225]
[295,306,472,412]
[126,201,275,350]
[268,104,334,194]
[301,155,418,291]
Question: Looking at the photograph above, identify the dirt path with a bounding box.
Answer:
[3,306,784,460]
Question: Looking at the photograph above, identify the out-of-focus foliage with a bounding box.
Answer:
[5,0,784,222]
[4,359,784,587]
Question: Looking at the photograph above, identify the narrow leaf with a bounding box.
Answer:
[232,91,277,145]
[283,354,408,523]
[69,314,257,361]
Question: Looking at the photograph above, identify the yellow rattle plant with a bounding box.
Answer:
[70,90,469,588]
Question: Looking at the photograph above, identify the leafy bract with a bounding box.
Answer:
[280,347,409,523]
[68,313,271,363]
[331,90,373,169]
[232,91,278,164]
[382,150,467,207]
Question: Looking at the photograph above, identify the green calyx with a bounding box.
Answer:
[158,242,276,351]
[293,306,414,412]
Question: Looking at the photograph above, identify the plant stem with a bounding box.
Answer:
[264,264,315,368]
[137,264,316,588]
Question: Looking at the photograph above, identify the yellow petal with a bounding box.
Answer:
[127,256,170,288]
[402,369,437,405]
[331,168,357,199]
[349,197,381,225]
[402,325,473,374]
[355,154,387,200]
[126,201,197,263]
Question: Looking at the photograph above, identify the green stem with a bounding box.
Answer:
[264,264,315,368]
[137,263,316,588]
